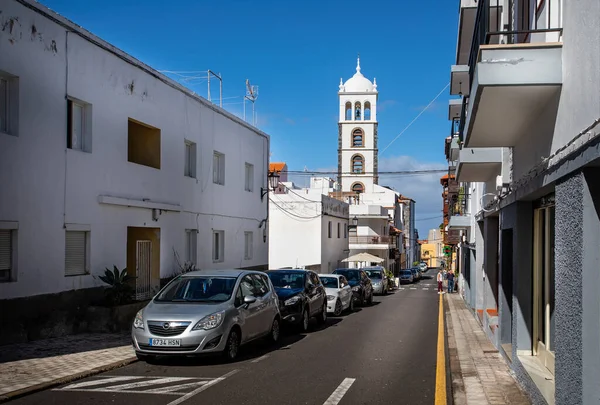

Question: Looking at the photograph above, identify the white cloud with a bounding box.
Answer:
[378,155,447,238]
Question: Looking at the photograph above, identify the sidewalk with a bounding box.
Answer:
[0,333,136,402]
[445,293,530,405]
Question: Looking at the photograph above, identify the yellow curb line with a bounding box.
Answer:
[435,293,447,405]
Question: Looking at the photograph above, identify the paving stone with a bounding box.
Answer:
[445,294,531,405]
[0,333,135,398]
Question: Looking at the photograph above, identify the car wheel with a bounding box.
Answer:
[316,301,327,325]
[299,307,310,332]
[268,317,280,344]
[135,352,156,363]
[333,299,342,317]
[223,328,241,362]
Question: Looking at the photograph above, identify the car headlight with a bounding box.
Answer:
[326,295,335,301]
[351,286,359,292]
[193,311,225,331]
[133,309,144,329]
[374,282,381,286]
[284,295,301,306]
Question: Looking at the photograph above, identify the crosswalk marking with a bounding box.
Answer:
[54,369,240,401]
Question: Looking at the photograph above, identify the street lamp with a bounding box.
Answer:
[261,171,280,201]
[351,216,358,226]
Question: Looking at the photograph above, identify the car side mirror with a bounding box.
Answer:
[243,295,257,307]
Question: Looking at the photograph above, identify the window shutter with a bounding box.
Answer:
[65,231,86,276]
[0,230,11,271]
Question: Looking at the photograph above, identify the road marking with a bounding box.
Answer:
[251,354,269,363]
[166,369,240,405]
[410,287,417,290]
[54,369,240,403]
[435,294,447,405]
[323,378,356,405]
[59,376,144,389]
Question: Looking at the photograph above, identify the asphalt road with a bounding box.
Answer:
[9,276,441,405]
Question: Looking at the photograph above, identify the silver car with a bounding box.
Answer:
[131,269,281,362]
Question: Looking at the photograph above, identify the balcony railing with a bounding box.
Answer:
[459,0,564,141]
[349,236,394,245]
[467,0,563,90]
[448,192,471,217]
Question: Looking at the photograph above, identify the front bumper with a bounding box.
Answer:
[132,323,229,356]
[372,283,384,294]
[279,300,304,324]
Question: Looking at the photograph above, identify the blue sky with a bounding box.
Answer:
[40,0,459,238]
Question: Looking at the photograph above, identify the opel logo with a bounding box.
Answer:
[162,322,170,330]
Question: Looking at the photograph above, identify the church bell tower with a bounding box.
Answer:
[337,56,379,194]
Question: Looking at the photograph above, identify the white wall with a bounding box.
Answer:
[0,0,269,299]
[268,189,349,272]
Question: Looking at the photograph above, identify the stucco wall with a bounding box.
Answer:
[0,1,269,299]
[551,0,600,155]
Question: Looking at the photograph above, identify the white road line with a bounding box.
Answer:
[166,369,240,405]
[251,354,269,363]
[103,377,195,391]
[58,376,143,389]
[323,378,356,405]
[143,380,211,394]
[410,287,417,290]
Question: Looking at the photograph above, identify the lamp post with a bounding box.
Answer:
[261,171,280,201]
[351,216,358,227]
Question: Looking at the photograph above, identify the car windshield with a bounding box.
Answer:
[334,270,360,281]
[319,277,339,288]
[365,270,382,279]
[267,272,305,289]
[401,270,412,276]
[155,276,237,302]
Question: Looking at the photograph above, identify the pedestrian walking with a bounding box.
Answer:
[437,269,444,294]
[447,270,455,294]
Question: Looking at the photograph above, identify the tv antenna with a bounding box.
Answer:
[243,79,259,126]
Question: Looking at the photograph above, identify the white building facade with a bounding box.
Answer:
[268,177,349,272]
[0,0,270,307]
[446,0,600,403]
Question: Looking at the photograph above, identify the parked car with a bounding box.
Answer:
[399,269,414,284]
[362,266,389,295]
[332,268,374,306]
[318,273,354,316]
[410,268,421,281]
[419,262,428,272]
[131,269,280,362]
[265,269,328,332]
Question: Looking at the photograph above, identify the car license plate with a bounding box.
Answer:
[149,338,181,347]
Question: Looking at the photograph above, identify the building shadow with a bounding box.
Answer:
[0,332,131,363]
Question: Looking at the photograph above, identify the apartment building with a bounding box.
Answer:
[445,0,600,403]
[268,175,349,272]
[0,0,270,333]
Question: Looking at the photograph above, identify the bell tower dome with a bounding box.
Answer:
[337,56,379,194]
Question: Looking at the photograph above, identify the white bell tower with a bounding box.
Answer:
[337,56,378,194]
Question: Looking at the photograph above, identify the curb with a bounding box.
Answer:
[0,356,137,403]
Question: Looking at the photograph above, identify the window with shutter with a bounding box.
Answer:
[65,231,88,276]
[0,229,12,282]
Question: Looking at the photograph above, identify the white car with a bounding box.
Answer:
[318,274,354,316]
